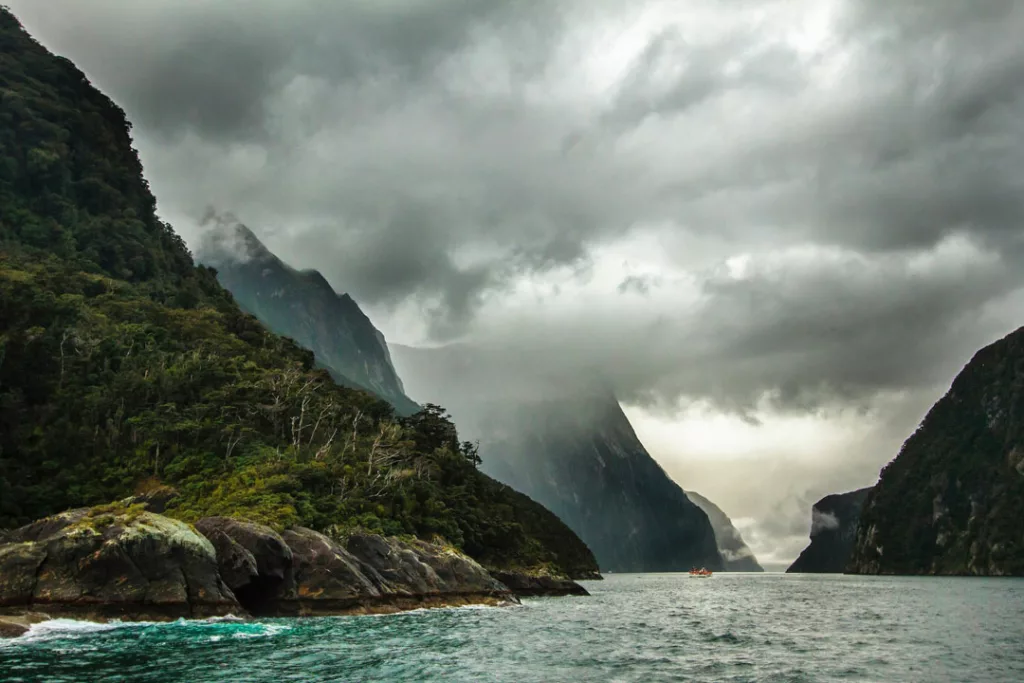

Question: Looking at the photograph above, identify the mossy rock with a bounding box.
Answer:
[0,504,239,620]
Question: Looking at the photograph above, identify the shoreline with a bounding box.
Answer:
[0,587,597,639]
[0,508,596,640]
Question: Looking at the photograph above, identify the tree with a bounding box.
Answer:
[402,403,459,454]
[461,440,482,467]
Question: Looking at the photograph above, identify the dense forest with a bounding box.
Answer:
[0,9,597,579]
[848,328,1024,575]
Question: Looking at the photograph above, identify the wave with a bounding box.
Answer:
[353,600,520,620]
[3,614,279,645]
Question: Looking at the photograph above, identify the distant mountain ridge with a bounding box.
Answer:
[787,487,872,574]
[391,344,725,573]
[197,219,420,415]
[849,326,1024,575]
[684,491,763,572]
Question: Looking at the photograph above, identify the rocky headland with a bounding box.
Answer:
[0,501,591,637]
[786,487,873,574]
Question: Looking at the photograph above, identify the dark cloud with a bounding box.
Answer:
[11,0,567,141]
[10,0,1024,411]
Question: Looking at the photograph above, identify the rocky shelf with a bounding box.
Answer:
[0,502,592,637]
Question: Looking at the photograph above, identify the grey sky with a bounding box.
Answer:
[11,0,1024,563]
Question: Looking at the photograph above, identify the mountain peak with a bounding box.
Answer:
[684,491,763,572]
[196,226,420,415]
[391,343,726,572]
[196,212,276,268]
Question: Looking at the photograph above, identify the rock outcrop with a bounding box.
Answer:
[489,571,590,597]
[787,487,872,574]
[194,517,294,613]
[0,503,594,636]
[0,612,49,638]
[684,491,763,572]
[195,518,516,616]
[0,505,240,622]
[278,527,383,611]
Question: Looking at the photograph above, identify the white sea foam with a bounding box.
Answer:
[3,613,269,645]
[228,622,292,639]
[197,614,247,624]
[17,618,138,641]
[349,600,518,621]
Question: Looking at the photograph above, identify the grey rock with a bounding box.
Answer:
[489,571,590,597]
[195,517,294,613]
[280,527,380,603]
[0,506,239,621]
[0,612,51,639]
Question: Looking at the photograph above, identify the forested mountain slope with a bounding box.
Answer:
[849,327,1024,575]
[0,9,597,579]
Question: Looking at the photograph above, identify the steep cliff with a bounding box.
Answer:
[0,7,598,582]
[684,491,763,572]
[787,487,871,574]
[391,344,724,573]
[848,326,1024,575]
[197,219,420,416]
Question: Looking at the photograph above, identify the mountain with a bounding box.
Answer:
[391,344,724,573]
[197,218,420,416]
[0,8,598,581]
[684,491,763,572]
[786,487,872,574]
[849,327,1024,576]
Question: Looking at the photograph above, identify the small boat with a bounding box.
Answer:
[688,567,713,578]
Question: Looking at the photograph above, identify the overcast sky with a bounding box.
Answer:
[12,0,1024,565]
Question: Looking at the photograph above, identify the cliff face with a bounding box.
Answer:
[391,345,724,573]
[787,487,872,574]
[848,326,1024,576]
[684,491,763,572]
[198,220,420,416]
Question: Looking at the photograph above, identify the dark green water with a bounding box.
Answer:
[2,573,1023,682]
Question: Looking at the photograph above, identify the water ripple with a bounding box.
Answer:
[2,574,1023,682]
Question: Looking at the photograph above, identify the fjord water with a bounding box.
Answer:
[3,574,1022,682]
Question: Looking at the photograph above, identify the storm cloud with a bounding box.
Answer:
[11,0,1024,561]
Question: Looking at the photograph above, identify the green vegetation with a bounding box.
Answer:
[849,328,1024,575]
[0,9,597,578]
[70,501,148,532]
[201,224,422,416]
